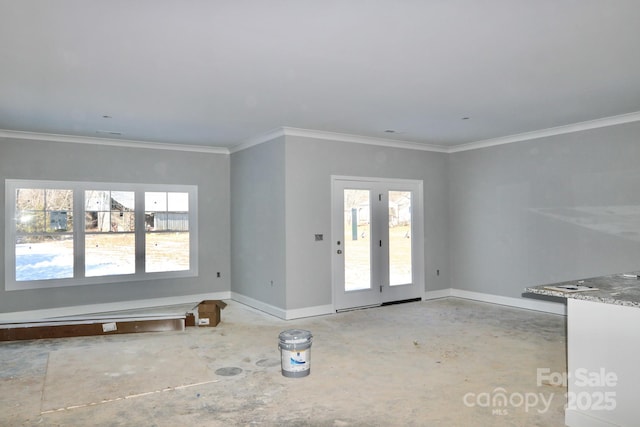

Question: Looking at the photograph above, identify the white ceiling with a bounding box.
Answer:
[1,0,640,151]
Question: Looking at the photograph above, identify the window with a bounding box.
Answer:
[85,190,136,277]
[5,180,198,290]
[14,187,74,281]
[144,191,190,273]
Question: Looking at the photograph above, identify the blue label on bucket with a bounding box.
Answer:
[282,349,309,372]
[291,352,306,365]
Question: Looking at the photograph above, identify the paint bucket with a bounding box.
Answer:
[278,329,313,378]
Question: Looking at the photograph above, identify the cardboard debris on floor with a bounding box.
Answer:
[195,300,227,327]
[185,312,196,327]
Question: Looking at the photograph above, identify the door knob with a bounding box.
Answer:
[337,249,342,254]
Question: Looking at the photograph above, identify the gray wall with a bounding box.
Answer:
[284,135,450,310]
[230,137,286,308]
[0,137,230,314]
[8,119,634,315]
[448,121,640,298]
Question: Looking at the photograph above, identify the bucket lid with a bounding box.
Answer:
[279,329,312,343]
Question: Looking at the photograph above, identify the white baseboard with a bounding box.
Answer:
[284,304,333,320]
[232,288,564,320]
[230,292,287,319]
[0,292,231,323]
[449,288,566,315]
[423,289,452,300]
[230,292,333,320]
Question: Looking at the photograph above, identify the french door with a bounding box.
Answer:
[332,177,424,311]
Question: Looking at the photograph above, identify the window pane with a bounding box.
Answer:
[145,232,190,272]
[85,190,110,210]
[111,191,134,212]
[146,192,189,231]
[15,235,74,281]
[85,234,135,276]
[344,189,371,291]
[16,211,45,233]
[16,189,45,232]
[145,191,191,272]
[86,190,109,231]
[167,192,188,211]
[145,192,167,211]
[146,212,189,231]
[47,210,71,232]
[85,211,111,232]
[16,189,44,210]
[46,189,73,210]
[14,188,74,281]
[85,191,134,232]
[111,211,135,232]
[111,191,135,232]
[17,188,74,233]
[389,191,412,286]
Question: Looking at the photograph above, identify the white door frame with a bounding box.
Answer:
[331,175,425,311]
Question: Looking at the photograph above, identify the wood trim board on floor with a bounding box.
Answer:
[0,317,186,341]
[0,292,230,323]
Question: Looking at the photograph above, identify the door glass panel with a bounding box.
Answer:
[389,191,412,286]
[344,189,371,291]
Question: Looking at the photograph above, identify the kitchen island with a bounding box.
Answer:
[526,273,640,427]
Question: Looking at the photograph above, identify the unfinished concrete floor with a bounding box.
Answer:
[1,298,567,426]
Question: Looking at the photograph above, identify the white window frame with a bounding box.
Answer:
[5,179,198,291]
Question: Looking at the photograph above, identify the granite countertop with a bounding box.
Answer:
[525,272,640,308]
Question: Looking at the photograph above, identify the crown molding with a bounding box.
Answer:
[282,127,450,152]
[4,110,640,156]
[230,126,449,154]
[231,111,640,155]
[228,127,286,153]
[449,111,640,153]
[0,129,229,154]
